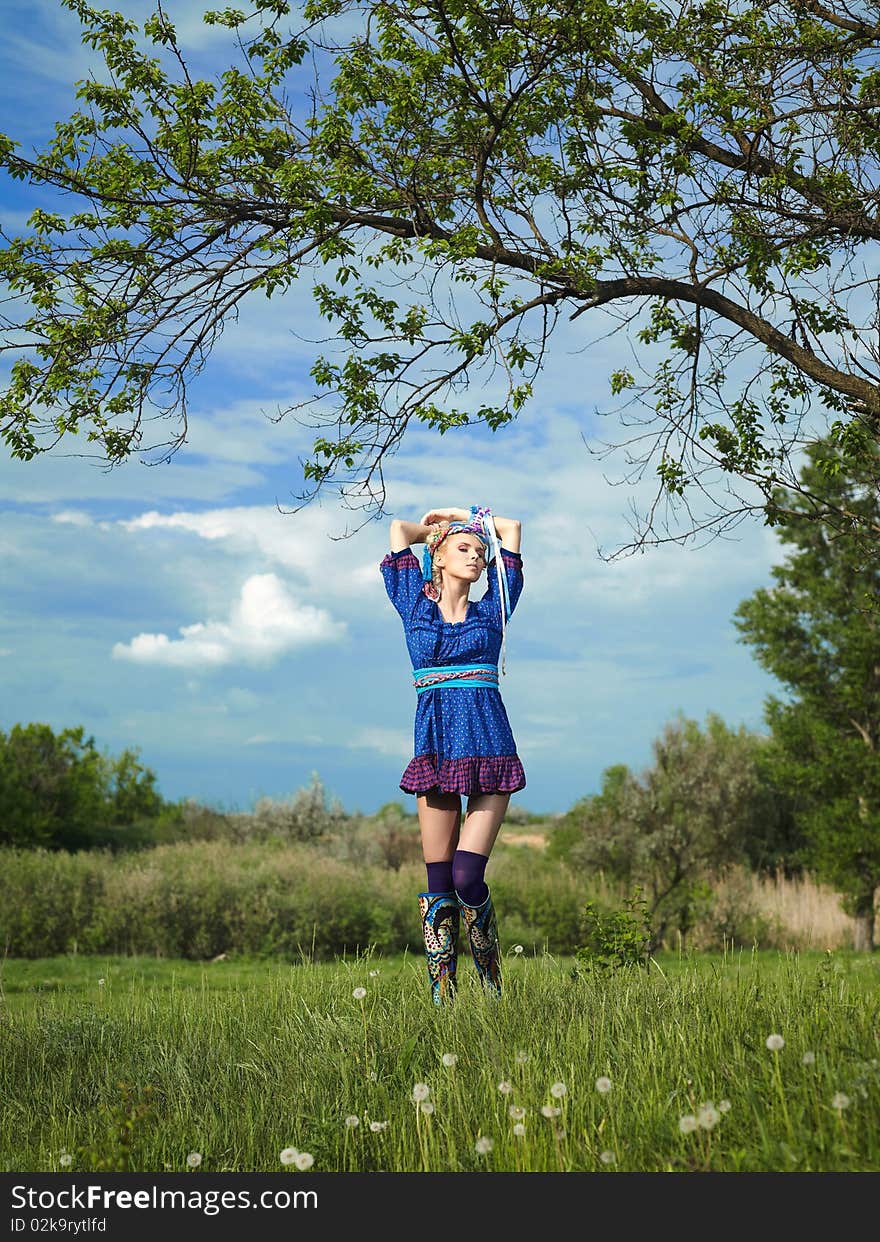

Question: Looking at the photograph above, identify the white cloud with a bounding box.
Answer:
[243,730,327,747]
[52,510,93,527]
[119,504,382,601]
[112,573,346,669]
[225,687,262,713]
[517,735,561,756]
[345,727,414,761]
[173,396,313,465]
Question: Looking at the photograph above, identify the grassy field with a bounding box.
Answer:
[1,946,879,1173]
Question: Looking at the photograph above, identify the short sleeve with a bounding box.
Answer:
[481,547,524,618]
[380,548,425,622]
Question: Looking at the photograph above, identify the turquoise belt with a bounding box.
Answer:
[413,663,499,694]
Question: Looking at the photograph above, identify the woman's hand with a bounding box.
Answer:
[420,507,469,525]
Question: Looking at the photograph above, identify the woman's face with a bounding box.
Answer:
[435,533,486,583]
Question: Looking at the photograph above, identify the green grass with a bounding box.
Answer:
[1,947,878,1173]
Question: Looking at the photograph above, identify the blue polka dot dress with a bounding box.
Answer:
[380,546,526,795]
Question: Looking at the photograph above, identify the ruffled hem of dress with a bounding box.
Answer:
[400,753,526,795]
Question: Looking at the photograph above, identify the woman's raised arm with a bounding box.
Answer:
[390,518,433,553]
[491,516,522,553]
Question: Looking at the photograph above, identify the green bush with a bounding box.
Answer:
[0,836,823,960]
[0,841,598,959]
[574,887,654,974]
[489,850,605,953]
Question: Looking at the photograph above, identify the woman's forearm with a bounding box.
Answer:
[390,518,432,551]
[491,516,522,551]
[396,509,522,553]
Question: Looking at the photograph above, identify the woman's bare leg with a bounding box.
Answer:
[455,792,508,995]
[458,792,511,856]
[415,791,462,1005]
[416,790,462,864]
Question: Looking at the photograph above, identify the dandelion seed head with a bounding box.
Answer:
[497,1080,513,1095]
[512,1122,526,1137]
[550,1081,567,1099]
[513,944,524,955]
[766,1033,785,1052]
[509,1105,526,1120]
[540,1104,561,1118]
[369,1120,389,1132]
[280,1147,299,1165]
[419,1100,435,1115]
[97,978,105,987]
[718,1099,732,1114]
[595,1076,612,1095]
[698,1104,720,1130]
[186,1152,202,1168]
[679,1114,698,1134]
[58,1153,72,1168]
[441,1052,458,1067]
[352,986,367,1000]
[344,1115,360,1128]
[294,1152,314,1171]
[369,969,380,977]
[599,1150,617,1165]
[514,1050,530,1065]
[412,1082,430,1102]
[802,1051,816,1065]
[831,1092,851,1111]
[475,1136,494,1155]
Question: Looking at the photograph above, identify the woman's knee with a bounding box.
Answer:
[417,790,462,860]
[465,791,510,819]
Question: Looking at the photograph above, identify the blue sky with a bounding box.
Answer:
[1,2,799,816]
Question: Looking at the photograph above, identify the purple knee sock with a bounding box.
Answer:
[426,859,454,893]
[452,849,489,907]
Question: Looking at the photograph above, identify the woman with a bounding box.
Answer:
[380,504,525,1005]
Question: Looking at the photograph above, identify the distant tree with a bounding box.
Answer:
[2,1,880,553]
[734,437,880,950]
[561,713,796,944]
[547,763,632,868]
[100,744,164,825]
[0,723,100,848]
[235,771,347,843]
[0,722,164,850]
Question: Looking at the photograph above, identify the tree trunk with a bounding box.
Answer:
[851,889,876,952]
[852,795,877,952]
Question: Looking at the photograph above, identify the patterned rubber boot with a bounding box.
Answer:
[457,888,502,996]
[417,892,459,1006]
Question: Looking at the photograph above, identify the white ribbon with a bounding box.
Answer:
[483,511,510,677]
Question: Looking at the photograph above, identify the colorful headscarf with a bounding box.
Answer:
[421,505,512,674]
